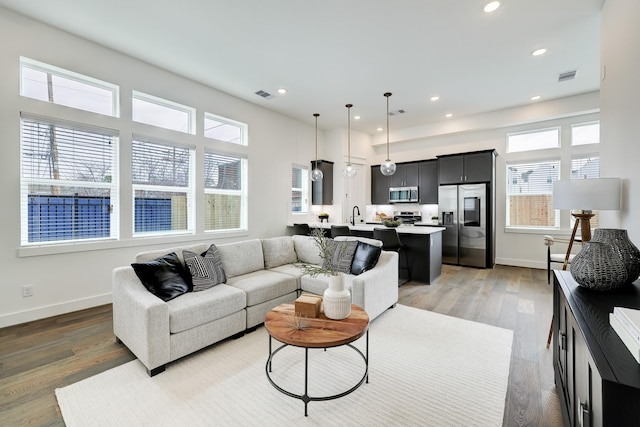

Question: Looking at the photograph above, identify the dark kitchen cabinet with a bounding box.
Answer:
[418,160,438,204]
[311,160,333,205]
[371,165,389,205]
[437,150,495,185]
[553,271,640,427]
[389,162,419,187]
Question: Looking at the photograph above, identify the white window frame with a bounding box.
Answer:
[505,158,560,231]
[20,57,119,117]
[132,91,195,134]
[291,164,309,214]
[571,121,600,146]
[204,112,248,146]
[20,114,120,245]
[131,136,196,237]
[506,127,561,153]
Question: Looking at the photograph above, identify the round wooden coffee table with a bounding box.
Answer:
[264,302,369,416]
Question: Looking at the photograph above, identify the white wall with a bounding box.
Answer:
[0,9,338,326]
[601,0,640,242]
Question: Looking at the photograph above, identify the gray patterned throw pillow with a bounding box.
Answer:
[323,240,358,274]
[183,244,226,292]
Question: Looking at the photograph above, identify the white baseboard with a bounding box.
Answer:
[0,293,112,328]
[495,257,546,270]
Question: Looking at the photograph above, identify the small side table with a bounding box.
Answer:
[264,303,369,416]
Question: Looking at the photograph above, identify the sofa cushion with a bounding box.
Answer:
[292,235,323,265]
[261,236,297,268]
[217,239,265,278]
[183,244,226,292]
[227,270,298,306]
[131,252,192,302]
[351,242,383,275]
[324,240,358,274]
[166,284,246,333]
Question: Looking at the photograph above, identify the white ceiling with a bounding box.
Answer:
[0,0,604,133]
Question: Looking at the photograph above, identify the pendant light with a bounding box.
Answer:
[310,113,323,181]
[342,103,357,178]
[380,92,396,176]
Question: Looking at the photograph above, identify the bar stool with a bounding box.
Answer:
[293,223,311,236]
[373,228,410,285]
[330,225,351,238]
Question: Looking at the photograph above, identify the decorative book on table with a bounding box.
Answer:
[613,306,640,344]
[609,312,640,364]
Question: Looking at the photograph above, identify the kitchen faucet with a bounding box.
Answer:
[351,205,360,226]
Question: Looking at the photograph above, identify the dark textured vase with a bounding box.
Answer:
[590,228,640,284]
[570,241,628,291]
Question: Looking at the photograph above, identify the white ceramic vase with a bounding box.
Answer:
[323,274,351,320]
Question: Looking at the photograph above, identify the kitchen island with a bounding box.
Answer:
[290,223,444,284]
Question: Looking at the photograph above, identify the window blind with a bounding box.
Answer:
[20,116,118,244]
[506,159,560,228]
[204,151,247,231]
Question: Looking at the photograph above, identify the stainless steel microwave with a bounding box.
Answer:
[389,186,419,203]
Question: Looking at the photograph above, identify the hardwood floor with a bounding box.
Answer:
[0,264,563,426]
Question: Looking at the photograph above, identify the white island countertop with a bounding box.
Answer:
[300,222,445,235]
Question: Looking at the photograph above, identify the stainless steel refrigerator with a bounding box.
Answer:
[439,183,491,268]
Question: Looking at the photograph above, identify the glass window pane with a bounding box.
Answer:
[21,116,118,244]
[291,165,308,213]
[20,58,117,116]
[204,152,247,232]
[507,128,560,153]
[132,92,194,134]
[572,122,600,146]
[506,160,560,228]
[204,113,246,145]
[134,190,188,233]
[132,139,190,186]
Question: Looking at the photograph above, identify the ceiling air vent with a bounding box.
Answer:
[388,109,406,116]
[255,90,274,100]
[558,70,577,83]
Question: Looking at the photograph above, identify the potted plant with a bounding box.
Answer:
[297,227,352,319]
[318,212,329,223]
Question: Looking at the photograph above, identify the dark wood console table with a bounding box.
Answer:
[553,270,640,426]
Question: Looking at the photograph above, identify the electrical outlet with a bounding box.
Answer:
[22,284,34,297]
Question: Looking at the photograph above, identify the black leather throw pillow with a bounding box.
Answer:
[350,242,382,275]
[131,252,192,302]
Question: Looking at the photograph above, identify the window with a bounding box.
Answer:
[291,165,309,213]
[204,113,247,145]
[506,127,560,153]
[132,138,194,235]
[20,115,119,244]
[132,91,195,134]
[204,152,247,231]
[571,121,600,146]
[20,57,118,117]
[506,159,560,229]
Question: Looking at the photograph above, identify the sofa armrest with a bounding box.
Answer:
[112,266,170,372]
[350,251,399,321]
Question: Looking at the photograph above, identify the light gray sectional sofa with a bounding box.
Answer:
[112,235,399,375]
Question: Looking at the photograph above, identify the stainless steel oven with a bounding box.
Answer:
[389,186,418,203]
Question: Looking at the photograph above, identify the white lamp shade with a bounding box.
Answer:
[552,178,621,211]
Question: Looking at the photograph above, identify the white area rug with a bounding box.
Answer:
[56,305,513,426]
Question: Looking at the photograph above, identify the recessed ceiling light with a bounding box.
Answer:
[483,1,500,13]
[445,113,453,118]
[377,127,384,132]
[531,95,541,101]
[277,88,287,94]
[532,48,547,56]
[354,115,361,120]
[430,96,440,102]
